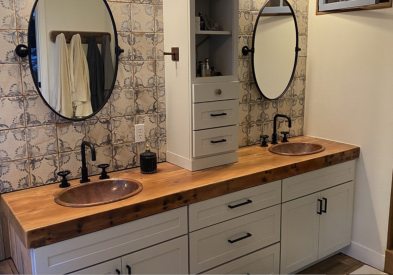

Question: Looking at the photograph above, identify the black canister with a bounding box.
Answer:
[140,145,157,174]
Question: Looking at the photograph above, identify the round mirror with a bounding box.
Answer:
[27,0,119,120]
[249,0,299,100]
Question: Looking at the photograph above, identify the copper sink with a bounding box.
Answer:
[269,142,325,156]
[54,179,143,207]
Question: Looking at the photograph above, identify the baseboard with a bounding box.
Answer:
[341,241,385,271]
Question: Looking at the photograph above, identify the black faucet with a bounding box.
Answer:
[272,114,292,145]
[81,141,96,183]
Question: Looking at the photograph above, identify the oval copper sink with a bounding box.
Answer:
[55,179,143,207]
[269,142,325,156]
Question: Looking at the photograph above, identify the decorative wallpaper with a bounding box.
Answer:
[0,0,308,193]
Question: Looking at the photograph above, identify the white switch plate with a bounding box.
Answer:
[135,124,145,143]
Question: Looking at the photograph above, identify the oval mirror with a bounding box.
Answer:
[248,0,299,100]
[26,0,119,120]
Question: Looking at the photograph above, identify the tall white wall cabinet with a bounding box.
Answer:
[163,0,240,171]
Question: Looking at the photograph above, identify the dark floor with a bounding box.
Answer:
[0,253,365,274]
[298,253,365,274]
[0,259,17,274]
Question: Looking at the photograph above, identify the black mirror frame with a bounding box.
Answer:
[245,0,300,101]
[21,0,121,122]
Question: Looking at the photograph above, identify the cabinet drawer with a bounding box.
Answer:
[282,160,356,202]
[192,82,239,103]
[193,100,238,130]
[193,126,238,158]
[204,243,280,274]
[31,207,188,274]
[121,236,189,275]
[189,205,281,274]
[189,180,281,231]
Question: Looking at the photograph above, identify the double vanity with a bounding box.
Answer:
[0,136,360,274]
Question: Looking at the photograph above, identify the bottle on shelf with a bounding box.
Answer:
[204,58,211,77]
[211,66,215,77]
[199,12,205,31]
[197,61,203,77]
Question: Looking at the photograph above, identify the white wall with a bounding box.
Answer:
[305,2,393,270]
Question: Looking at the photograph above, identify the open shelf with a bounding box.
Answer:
[196,30,232,35]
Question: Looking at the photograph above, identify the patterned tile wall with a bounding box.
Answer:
[238,0,308,147]
[0,0,307,194]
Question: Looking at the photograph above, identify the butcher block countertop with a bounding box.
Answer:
[0,136,360,249]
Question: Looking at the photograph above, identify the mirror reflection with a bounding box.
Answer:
[29,0,117,120]
[252,0,298,100]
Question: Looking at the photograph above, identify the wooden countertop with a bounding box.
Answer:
[0,136,360,249]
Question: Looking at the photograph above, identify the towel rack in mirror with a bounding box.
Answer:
[49,31,112,44]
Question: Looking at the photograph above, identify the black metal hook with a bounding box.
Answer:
[15,44,29,58]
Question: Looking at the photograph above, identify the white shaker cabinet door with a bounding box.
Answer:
[281,193,321,274]
[121,236,188,275]
[71,258,121,275]
[318,181,355,259]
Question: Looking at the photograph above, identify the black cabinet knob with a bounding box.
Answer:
[281,131,290,143]
[57,170,71,188]
[98,164,110,180]
[260,135,269,147]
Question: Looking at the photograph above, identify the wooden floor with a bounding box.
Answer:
[0,253,365,274]
[299,253,365,274]
[0,260,18,274]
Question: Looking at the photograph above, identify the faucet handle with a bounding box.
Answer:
[260,135,269,147]
[281,131,290,143]
[57,170,71,188]
[98,164,110,180]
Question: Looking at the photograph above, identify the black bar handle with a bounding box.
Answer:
[211,113,227,117]
[228,233,252,244]
[228,199,253,209]
[211,139,227,144]
[323,198,328,213]
[317,199,323,215]
[126,265,131,275]
[116,269,121,275]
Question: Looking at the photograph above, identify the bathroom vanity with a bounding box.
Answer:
[0,136,360,274]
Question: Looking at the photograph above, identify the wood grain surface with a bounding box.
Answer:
[0,136,360,249]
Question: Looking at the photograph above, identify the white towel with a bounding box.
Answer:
[52,33,72,117]
[69,34,93,117]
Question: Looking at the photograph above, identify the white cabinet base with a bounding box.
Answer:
[167,151,238,171]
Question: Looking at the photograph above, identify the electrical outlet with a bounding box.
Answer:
[135,124,145,143]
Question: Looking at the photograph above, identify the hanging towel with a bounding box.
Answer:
[69,34,93,117]
[102,35,114,98]
[52,33,72,118]
[87,36,105,112]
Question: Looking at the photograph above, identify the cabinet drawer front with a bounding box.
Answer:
[192,82,239,103]
[32,207,188,275]
[71,258,121,275]
[189,205,281,274]
[282,160,356,202]
[193,126,238,158]
[122,236,189,275]
[204,243,280,275]
[193,100,238,130]
[189,181,281,231]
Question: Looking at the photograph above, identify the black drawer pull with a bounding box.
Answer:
[126,265,131,275]
[322,198,328,213]
[116,269,121,275]
[228,199,253,209]
[211,113,227,117]
[317,199,323,215]
[211,139,227,144]
[228,233,252,244]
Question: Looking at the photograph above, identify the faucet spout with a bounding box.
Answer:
[80,141,96,183]
[272,114,292,145]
